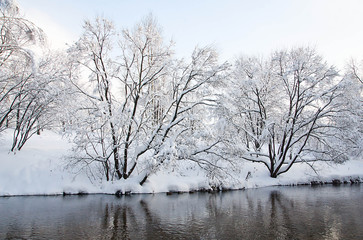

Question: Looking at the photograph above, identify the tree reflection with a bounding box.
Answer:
[100,202,138,240]
[95,187,363,240]
[267,190,295,239]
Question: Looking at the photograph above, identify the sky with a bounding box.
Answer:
[16,0,363,69]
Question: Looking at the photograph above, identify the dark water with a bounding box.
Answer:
[0,185,362,240]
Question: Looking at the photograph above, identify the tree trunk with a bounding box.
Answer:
[110,122,122,179]
[139,174,148,186]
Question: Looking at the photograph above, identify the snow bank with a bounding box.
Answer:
[0,130,97,196]
[239,159,363,189]
[0,130,362,196]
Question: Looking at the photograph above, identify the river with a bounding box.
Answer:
[0,184,362,239]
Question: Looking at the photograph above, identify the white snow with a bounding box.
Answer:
[0,130,362,196]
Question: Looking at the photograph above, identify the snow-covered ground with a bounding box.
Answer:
[0,130,362,196]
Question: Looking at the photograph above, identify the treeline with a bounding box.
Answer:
[1,1,362,184]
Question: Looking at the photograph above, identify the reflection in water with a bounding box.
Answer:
[0,185,362,239]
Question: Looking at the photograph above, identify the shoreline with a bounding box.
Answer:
[1,175,361,198]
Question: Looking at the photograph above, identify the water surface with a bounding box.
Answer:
[0,185,362,239]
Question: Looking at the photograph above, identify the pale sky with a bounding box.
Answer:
[16,0,363,69]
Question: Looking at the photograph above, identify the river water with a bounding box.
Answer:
[0,185,362,240]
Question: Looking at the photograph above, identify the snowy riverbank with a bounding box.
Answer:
[0,130,362,196]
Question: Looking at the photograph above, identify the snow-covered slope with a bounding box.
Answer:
[0,130,362,196]
[0,130,96,196]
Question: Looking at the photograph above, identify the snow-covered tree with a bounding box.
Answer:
[67,16,228,184]
[222,47,348,178]
[220,56,274,153]
[0,0,42,131]
[10,51,72,151]
[338,59,363,157]
[0,0,67,151]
